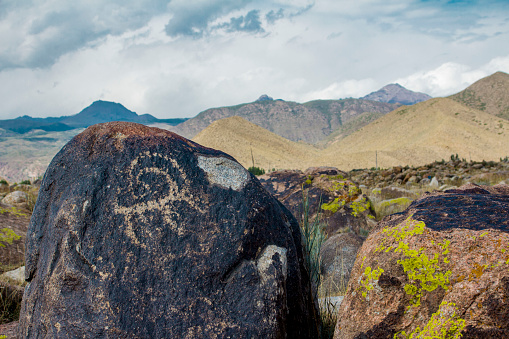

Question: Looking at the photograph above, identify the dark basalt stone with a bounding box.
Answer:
[19,122,318,338]
[376,184,509,233]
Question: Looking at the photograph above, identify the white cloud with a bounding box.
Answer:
[0,0,508,119]
[395,55,509,97]
[301,79,378,101]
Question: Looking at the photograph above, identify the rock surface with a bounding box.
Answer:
[258,167,376,238]
[20,122,318,338]
[0,204,28,270]
[320,233,364,295]
[334,183,509,339]
[1,266,25,285]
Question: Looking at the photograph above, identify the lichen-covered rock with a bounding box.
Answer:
[259,168,376,238]
[19,122,318,338]
[334,183,509,339]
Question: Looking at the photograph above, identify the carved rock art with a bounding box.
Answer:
[19,122,318,338]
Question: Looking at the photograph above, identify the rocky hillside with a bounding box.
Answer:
[449,71,509,120]
[361,83,432,105]
[171,98,400,144]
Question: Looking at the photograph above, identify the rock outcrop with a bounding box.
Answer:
[334,183,509,338]
[20,122,318,338]
[259,167,376,238]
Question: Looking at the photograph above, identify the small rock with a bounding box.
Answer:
[2,191,27,205]
[429,176,439,188]
[320,233,364,295]
[1,266,25,285]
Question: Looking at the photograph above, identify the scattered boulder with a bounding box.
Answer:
[377,186,418,200]
[320,233,364,296]
[334,183,509,338]
[259,168,376,238]
[1,266,25,285]
[20,122,319,338]
[429,176,439,188]
[2,191,27,205]
[375,197,413,219]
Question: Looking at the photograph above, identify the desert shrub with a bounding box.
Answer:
[247,166,265,176]
[0,180,7,186]
[0,282,23,324]
[319,298,338,339]
[18,180,30,185]
[300,190,333,337]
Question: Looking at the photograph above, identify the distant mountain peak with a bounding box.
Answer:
[361,84,432,105]
[256,94,273,101]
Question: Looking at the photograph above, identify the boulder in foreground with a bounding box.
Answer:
[20,122,318,338]
[334,184,509,338]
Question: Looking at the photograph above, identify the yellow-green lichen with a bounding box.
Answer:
[379,197,413,210]
[0,228,21,248]
[359,266,384,298]
[321,198,346,213]
[0,206,27,217]
[372,218,452,308]
[351,197,372,218]
[396,301,465,339]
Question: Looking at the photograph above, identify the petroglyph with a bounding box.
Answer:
[113,152,204,246]
[197,155,249,191]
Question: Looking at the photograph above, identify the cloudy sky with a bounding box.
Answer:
[0,0,508,119]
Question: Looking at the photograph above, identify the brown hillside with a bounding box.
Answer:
[449,71,509,120]
[192,116,319,171]
[320,98,509,170]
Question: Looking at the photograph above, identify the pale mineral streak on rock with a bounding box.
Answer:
[257,245,288,283]
[197,155,249,191]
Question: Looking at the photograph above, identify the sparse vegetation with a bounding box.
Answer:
[299,190,336,338]
[247,166,265,176]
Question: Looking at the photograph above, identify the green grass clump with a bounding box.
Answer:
[247,166,265,176]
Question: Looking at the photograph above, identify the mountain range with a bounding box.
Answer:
[449,71,509,120]
[1,73,508,181]
[191,72,509,171]
[0,101,187,135]
[169,98,401,144]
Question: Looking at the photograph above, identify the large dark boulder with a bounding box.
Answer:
[19,122,318,338]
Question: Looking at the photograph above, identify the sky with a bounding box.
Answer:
[0,0,508,119]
